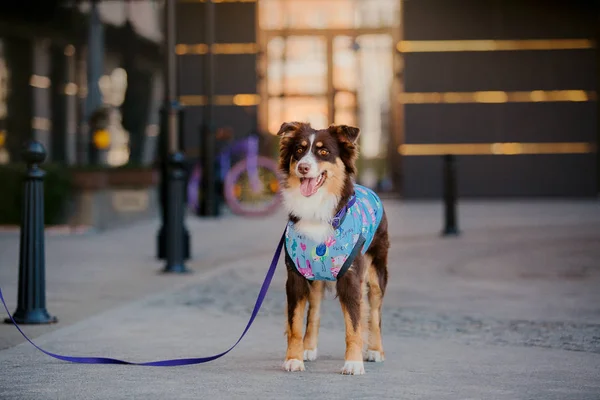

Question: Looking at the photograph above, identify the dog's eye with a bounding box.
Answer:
[318,149,329,156]
[296,147,304,154]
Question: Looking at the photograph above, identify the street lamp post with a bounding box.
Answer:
[197,0,219,217]
[157,0,190,268]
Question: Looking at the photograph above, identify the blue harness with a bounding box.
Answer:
[285,185,384,281]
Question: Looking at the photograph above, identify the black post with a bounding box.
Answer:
[197,0,219,217]
[5,141,57,325]
[157,107,190,260]
[442,154,460,236]
[163,152,190,273]
[157,107,168,259]
[178,108,190,258]
[156,0,190,260]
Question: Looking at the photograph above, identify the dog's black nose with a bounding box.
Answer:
[298,163,311,175]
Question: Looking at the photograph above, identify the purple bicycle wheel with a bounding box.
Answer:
[224,156,282,217]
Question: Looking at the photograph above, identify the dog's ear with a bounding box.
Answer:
[329,124,360,144]
[277,121,303,138]
[329,124,360,175]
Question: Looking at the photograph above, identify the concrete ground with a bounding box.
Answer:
[0,199,599,399]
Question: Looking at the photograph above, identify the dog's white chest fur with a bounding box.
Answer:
[282,188,338,243]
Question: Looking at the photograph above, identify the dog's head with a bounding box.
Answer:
[276,121,360,198]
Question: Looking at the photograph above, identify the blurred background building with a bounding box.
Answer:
[0,0,164,167]
[0,0,597,213]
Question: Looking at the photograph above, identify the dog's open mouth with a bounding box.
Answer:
[299,171,327,197]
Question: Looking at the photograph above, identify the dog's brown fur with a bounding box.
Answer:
[277,122,390,375]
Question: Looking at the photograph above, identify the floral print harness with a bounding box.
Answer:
[284,185,384,281]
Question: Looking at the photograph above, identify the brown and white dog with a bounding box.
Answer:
[277,121,390,375]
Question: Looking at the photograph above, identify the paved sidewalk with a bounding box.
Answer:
[1,199,599,399]
[0,210,286,351]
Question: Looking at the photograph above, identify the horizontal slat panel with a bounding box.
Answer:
[404,102,597,144]
[179,54,257,95]
[403,0,597,41]
[176,2,256,44]
[402,154,597,198]
[176,43,258,55]
[399,143,595,156]
[404,49,596,92]
[177,3,206,43]
[179,94,260,106]
[399,90,596,104]
[398,39,594,53]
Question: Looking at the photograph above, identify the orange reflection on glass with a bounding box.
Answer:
[333,36,358,92]
[267,36,327,96]
[334,109,356,126]
[259,0,400,30]
[335,91,356,108]
[260,0,354,30]
[268,97,328,135]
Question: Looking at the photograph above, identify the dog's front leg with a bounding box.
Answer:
[303,280,324,361]
[283,269,309,372]
[337,268,365,375]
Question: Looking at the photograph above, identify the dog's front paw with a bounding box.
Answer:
[364,350,385,362]
[341,361,365,375]
[282,359,305,372]
[303,348,318,361]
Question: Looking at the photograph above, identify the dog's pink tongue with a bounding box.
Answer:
[300,178,318,197]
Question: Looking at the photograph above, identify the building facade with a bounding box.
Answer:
[176,0,598,197]
[0,0,597,199]
[0,0,164,167]
[399,0,598,197]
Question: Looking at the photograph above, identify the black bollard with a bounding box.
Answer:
[163,152,190,273]
[156,106,190,260]
[5,141,57,325]
[441,154,460,236]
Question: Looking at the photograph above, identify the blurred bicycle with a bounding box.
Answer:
[187,129,282,217]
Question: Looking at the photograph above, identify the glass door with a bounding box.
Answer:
[348,34,394,188]
[266,35,329,134]
[260,0,401,191]
[265,32,394,189]
[332,35,359,127]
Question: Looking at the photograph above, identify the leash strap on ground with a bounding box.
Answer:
[0,231,285,366]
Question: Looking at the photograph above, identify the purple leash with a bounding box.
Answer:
[331,194,356,229]
[0,231,285,366]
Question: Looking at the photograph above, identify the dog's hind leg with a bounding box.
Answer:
[365,263,385,362]
[303,280,324,361]
[365,214,389,362]
[337,261,366,375]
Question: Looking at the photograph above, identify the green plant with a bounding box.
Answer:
[0,163,72,225]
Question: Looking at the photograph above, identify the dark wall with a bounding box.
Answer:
[403,0,597,40]
[404,154,597,198]
[404,49,596,93]
[401,0,598,198]
[178,54,258,96]
[177,2,256,45]
[4,36,33,163]
[182,106,257,156]
[176,1,258,157]
[405,102,597,145]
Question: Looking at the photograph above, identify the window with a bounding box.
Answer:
[259,0,399,30]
